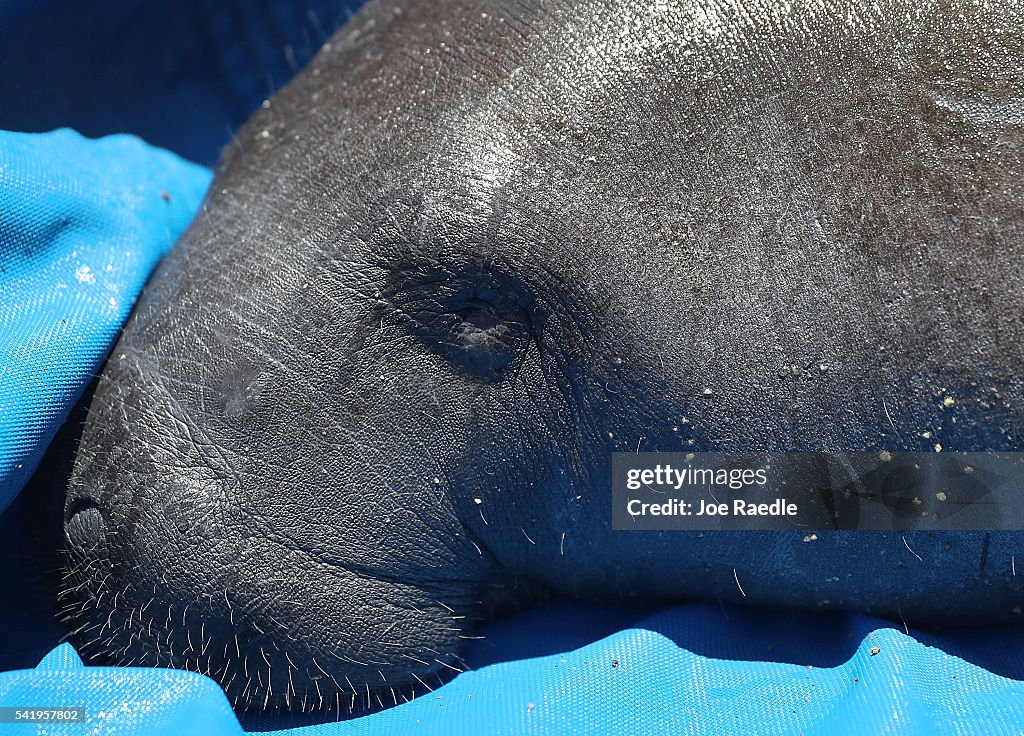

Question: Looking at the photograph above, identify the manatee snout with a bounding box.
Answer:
[62,351,498,712]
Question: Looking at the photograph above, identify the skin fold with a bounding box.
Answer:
[62,0,1023,715]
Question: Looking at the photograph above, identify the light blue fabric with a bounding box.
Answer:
[0,129,211,513]
[3,603,1024,735]
[0,644,242,736]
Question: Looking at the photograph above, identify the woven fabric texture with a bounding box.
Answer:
[0,128,211,513]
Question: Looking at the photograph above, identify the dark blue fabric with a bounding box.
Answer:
[0,0,366,165]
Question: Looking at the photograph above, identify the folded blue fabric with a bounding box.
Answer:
[0,128,211,512]
[0,644,242,736]
[3,602,1024,735]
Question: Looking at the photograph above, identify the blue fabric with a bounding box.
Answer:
[0,0,367,165]
[3,603,1024,735]
[0,128,211,513]
[0,644,242,736]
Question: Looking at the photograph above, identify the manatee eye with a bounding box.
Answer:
[384,266,532,382]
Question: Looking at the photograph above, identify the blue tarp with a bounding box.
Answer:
[2,2,1024,734]
[0,128,211,512]
[4,599,1024,734]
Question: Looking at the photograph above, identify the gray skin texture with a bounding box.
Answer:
[63,0,1024,714]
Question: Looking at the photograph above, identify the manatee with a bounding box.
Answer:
[62,0,1024,715]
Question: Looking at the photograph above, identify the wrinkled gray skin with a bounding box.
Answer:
[64,0,1024,714]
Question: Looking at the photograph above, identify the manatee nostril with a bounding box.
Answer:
[65,498,107,547]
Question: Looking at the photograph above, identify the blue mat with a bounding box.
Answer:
[0,128,211,513]
[3,601,1024,734]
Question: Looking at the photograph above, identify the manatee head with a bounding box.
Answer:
[62,0,1024,716]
